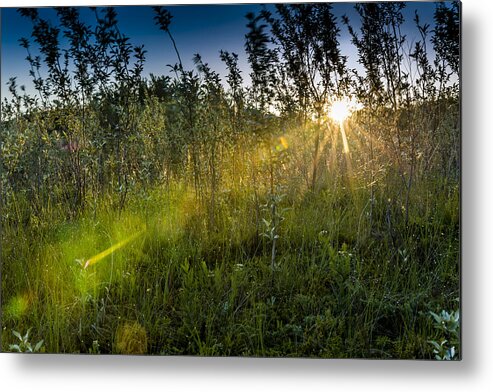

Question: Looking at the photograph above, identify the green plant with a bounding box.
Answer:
[9,329,45,353]
[88,340,101,354]
[428,309,460,360]
[261,191,288,269]
[115,321,148,355]
[0,4,459,358]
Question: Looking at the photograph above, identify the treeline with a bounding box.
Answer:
[1,3,460,225]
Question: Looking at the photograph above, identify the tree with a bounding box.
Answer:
[263,4,348,191]
[244,12,279,113]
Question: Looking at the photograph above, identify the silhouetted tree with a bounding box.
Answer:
[245,12,279,113]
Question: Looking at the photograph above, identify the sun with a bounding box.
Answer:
[327,97,363,155]
[329,100,351,124]
[328,98,361,124]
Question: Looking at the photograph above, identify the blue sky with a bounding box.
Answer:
[1,2,440,100]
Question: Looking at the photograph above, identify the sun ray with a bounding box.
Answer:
[339,121,350,154]
[351,122,386,150]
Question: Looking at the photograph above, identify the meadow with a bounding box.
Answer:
[0,3,460,358]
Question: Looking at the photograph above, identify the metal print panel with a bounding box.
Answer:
[0,2,460,358]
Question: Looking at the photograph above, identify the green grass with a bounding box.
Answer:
[1,174,459,358]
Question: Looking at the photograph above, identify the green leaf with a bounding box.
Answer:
[429,311,441,324]
[9,344,21,352]
[12,330,22,341]
[453,311,460,323]
[34,340,44,352]
[428,340,439,349]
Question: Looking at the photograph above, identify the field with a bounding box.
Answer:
[0,3,460,358]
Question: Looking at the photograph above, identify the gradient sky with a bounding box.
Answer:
[1,2,440,101]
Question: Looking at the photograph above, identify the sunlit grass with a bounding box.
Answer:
[0,125,459,357]
[3,294,30,321]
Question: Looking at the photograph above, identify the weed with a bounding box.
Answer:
[9,329,45,353]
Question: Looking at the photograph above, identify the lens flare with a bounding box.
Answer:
[83,230,145,269]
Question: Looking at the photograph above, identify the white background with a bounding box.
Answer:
[0,0,491,391]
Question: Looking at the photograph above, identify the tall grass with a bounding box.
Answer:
[1,145,459,357]
[0,4,459,358]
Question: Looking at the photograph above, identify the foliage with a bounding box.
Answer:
[115,321,147,355]
[1,4,460,358]
[9,329,45,353]
[428,309,460,360]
